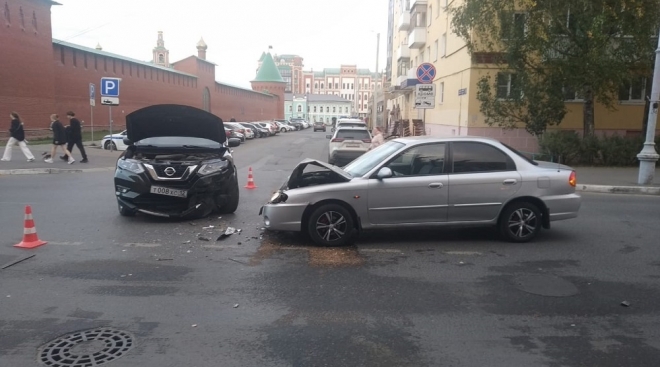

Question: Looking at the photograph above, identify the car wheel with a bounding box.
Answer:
[499,202,542,243]
[307,204,354,247]
[117,202,135,217]
[218,173,240,214]
[328,155,335,165]
[105,141,117,150]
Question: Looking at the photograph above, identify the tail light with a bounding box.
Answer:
[569,171,577,187]
[331,138,345,142]
[362,139,371,143]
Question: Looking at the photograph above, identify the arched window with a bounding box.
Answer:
[158,54,164,63]
[289,105,292,112]
[321,82,324,89]
[297,105,302,112]
[326,107,329,113]
[333,107,336,113]
[3,3,10,24]
[313,106,317,113]
[345,107,348,113]
[314,83,318,89]
[202,87,211,112]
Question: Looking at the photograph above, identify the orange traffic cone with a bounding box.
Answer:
[244,167,257,189]
[14,205,47,249]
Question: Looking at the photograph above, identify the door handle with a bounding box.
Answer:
[503,179,517,185]
[428,183,444,188]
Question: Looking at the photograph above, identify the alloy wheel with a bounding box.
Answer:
[315,211,347,242]
[507,208,538,239]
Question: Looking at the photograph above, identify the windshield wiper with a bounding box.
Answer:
[182,145,210,149]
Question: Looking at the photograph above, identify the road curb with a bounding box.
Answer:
[578,184,660,196]
[0,167,114,175]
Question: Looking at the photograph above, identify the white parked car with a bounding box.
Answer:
[302,120,310,129]
[102,130,128,151]
[327,126,372,166]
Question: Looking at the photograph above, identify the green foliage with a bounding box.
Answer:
[538,130,660,166]
[451,0,660,136]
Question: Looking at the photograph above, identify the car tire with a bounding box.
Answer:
[327,155,334,165]
[499,201,542,243]
[105,141,117,150]
[117,202,135,217]
[218,173,240,214]
[307,204,354,247]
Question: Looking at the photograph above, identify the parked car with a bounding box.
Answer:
[260,136,582,246]
[285,119,304,130]
[301,120,310,129]
[114,104,241,219]
[327,127,372,166]
[225,122,249,141]
[102,130,128,151]
[313,121,327,132]
[242,123,269,138]
[274,120,294,133]
[235,123,255,139]
[257,122,278,136]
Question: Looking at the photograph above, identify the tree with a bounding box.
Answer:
[451,0,660,137]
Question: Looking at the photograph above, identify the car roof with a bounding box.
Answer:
[392,135,502,144]
[336,126,369,131]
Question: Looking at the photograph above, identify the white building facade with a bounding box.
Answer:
[285,93,353,124]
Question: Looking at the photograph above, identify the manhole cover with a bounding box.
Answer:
[38,327,135,367]
[514,274,579,297]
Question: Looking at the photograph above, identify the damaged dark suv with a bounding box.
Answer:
[115,104,240,218]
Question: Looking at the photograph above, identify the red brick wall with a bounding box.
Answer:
[1,0,280,133]
[0,0,56,129]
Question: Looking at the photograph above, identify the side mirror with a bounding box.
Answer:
[122,137,132,146]
[376,167,393,180]
[227,138,241,147]
[326,135,332,139]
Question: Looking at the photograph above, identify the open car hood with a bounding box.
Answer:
[285,159,352,189]
[125,104,226,144]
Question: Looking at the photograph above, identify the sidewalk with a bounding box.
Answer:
[0,141,119,175]
[1,143,659,195]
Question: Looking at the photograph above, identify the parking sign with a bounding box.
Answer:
[101,77,121,97]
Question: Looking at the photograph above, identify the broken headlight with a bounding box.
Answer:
[199,159,229,175]
[117,159,144,174]
[270,191,288,204]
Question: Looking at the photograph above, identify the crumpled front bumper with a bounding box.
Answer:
[260,202,308,232]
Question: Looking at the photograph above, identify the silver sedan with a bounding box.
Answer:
[261,136,581,246]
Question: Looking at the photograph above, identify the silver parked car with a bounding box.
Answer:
[260,136,581,246]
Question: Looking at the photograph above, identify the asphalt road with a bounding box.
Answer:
[1,128,660,367]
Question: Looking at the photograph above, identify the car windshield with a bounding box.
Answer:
[336,129,371,140]
[501,143,538,166]
[135,136,221,149]
[343,141,405,177]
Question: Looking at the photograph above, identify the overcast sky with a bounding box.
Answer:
[51,0,389,88]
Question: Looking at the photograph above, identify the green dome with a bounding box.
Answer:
[253,53,285,83]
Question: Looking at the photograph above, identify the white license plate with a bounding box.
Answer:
[150,186,187,198]
[347,144,360,148]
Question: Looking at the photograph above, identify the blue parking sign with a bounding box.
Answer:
[101,77,120,97]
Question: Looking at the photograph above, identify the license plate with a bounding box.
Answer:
[347,144,360,148]
[150,186,187,198]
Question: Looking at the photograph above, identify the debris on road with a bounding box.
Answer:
[156,258,173,261]
[192,324,197,328]
[621,301,631,307]
[202,225,214,230]
[198,236,211,241]
[183,240,191,244]
[233,304,239,308]
[228,258,247,265]
[1,254,36,270]
[217,227,236,241]
[189,222,196,226]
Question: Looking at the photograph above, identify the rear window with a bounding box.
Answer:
[338,123,367,129]
[336,130,370,140]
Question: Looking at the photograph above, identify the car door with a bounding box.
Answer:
[447,142,522,222]
[367,143,448,225]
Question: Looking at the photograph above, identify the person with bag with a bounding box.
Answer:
[44,114,74,164]
[1,111,36,162]
[60,111,88,163]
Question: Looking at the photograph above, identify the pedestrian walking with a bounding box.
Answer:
[1,112,36,162]
[61,111,88,163]
[369,126,384,150]
[45,114,74,164]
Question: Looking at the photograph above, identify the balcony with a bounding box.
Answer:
[398,12,410,31]
[408,27,426,49]
[396,46,410,61]
[410,0,427,13]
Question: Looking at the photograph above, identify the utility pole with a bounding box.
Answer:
[637,29,660,184]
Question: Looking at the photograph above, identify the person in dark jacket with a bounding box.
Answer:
[1,111,35,162]
[45,114,74,164]
[60,111,88,163]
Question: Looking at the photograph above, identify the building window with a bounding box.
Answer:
[501,12,527,40]
[345,107,348,113]
[351,83,354,89]
[333,107,336,113]
[313,106,317,112]
[315,83,318,89]
[619,77,647,101]
[335,83,338,89]
[202,87,211,112]
[326,107,329,112]
[439,82,444,104]
[297,105,302,112]
[434,40,439,61]
[289,105,292,112]
[321,82,324,89]
[428,6,432,26]
[441,33,447,57]
[4,2,10,24]
[496,73,521,99]
[158,54,164,63]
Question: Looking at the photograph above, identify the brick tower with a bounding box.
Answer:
[251,51,286,119]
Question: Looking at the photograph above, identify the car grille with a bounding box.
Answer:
[132,194,189,213]
[144,163,197,182]
[153,164,187,178]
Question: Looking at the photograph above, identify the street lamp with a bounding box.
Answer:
[637,28,660,184]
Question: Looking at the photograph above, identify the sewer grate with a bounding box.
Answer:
[38,327,135,367]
